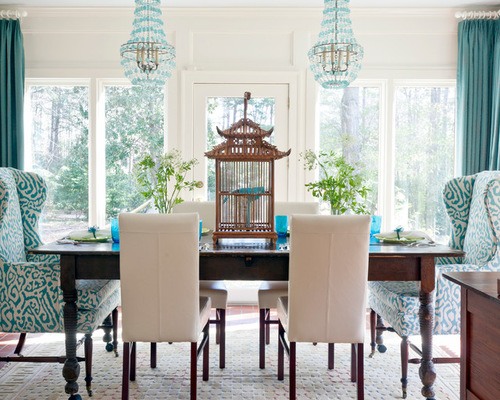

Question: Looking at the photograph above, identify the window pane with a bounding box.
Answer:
[206,97,276,201]
[27,85,89,242]
[104,85,164,218]
[318,86,380,213]
[394,86,455,242]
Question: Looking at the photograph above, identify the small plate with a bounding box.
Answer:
[374,233,426,244]
[66,229,111,243]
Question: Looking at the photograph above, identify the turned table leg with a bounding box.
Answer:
[61,255,82,400]
[419,257,437,400]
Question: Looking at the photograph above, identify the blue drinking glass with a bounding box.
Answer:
[111,218,120,243]
[370,215,382,243]
[275,215,288,237]
[199,219,203,241]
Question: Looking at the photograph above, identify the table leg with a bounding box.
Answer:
[419,257,437,400]
[61,255,82,400]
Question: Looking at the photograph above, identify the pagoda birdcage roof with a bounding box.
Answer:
[205,92,291,161]
[205,118,291,161]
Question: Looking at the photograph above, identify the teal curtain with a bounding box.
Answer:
[457,19,500,175]
[0,19,25,168]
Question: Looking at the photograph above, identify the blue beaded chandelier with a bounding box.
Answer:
[308,0,363,89]
[120,0,175,86]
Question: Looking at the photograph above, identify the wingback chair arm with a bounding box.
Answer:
[2,260,61,289]
[3,259,60,273]
[26,253,60,264]
[435,256,464,266]
[1,260,63,332]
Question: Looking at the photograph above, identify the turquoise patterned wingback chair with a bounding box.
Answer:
[0,168,121,396]
[368,170,500,398]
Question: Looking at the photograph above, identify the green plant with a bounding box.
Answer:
[302,149,370,215]
[135,149,203,214]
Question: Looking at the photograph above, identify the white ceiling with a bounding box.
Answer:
[0,0,499,8]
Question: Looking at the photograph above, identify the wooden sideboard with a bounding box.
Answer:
[443,271,500,400]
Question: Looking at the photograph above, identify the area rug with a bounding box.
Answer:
[0,316,460,400]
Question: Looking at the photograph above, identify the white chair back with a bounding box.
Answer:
[119,212,200,343]
[173,201,216,230]
[274,201,319,218]
[287,214,370,344]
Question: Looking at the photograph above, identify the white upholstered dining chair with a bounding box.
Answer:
[258,201,319,368]
[173,201,228,368]
[119,213,211,400]
[277,214,370,400]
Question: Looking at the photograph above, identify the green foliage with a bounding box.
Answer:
[104,85,164,217]
[302,149,370,215]
[135,150,203,214]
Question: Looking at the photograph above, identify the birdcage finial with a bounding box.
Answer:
[244,92,251,121]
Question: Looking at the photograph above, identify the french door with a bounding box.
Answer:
[192,83,290,202]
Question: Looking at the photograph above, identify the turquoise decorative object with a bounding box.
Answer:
[394,225,404,240]
[88,225,99,239]
[120,0,176,86]
[308,0,363,89]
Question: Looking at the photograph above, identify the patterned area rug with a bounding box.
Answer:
[0,316,459,400]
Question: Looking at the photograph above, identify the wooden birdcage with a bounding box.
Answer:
[205,92,291,244]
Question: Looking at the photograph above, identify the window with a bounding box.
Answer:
[393,85,455,241]
[205,96,276,200]
[25,80,165,242]
[104,84,164,218]
[25,83,90,243]
[192,83,289,202]
[317,80,456,242]
[318,85,381,214]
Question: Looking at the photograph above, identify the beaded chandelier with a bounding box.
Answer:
[120,0,175,86]
[308,0,363,89]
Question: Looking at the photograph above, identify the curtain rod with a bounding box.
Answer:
[0,10,27,19]
[455,10,500,20]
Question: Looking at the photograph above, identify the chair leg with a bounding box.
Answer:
[259,308,266,369]
[401,336,409,399]
[84,334,93,397]
[351,343,357,382]
[190,342,197,400]
[376,314,387,353]
[369,309,376,357]
[218,308,226,369]
[112,307,119,357]
[130,342,137,381]
[357,343,364,400]
[122,342,130,400]
[151,342,157,368]
[215,309,220,345]
[265,308,271,345]
[202,322,210,381]
[101,314,114,352]
[328,343,335,370]
[14,333,27,355]
[277,320,285,381]
[290,341,296,400]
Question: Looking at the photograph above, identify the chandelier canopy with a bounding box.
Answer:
[120,0,175,86]
[308,0,363,89]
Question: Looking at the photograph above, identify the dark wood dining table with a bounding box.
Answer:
[31,237,464,400]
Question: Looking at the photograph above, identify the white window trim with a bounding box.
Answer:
[180,70,303,200]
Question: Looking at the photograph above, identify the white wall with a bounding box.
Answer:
[18,7,457,139]
[19,7,458,75]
